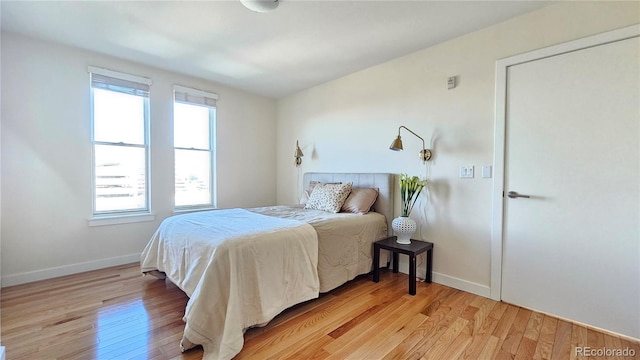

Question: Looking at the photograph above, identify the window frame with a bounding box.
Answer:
[173,85,218,211]
[89,66,153,222]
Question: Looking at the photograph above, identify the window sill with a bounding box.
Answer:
[173,207,216,215]
[89,213,156,227]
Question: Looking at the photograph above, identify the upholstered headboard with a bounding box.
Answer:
[303,173,395,236]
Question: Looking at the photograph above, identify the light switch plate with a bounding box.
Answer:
[482,165,492,178]
[460,166,474,178]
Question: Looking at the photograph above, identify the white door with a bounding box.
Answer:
[501,35,640,338]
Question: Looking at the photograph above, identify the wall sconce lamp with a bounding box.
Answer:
[294,140,304,167]
[389,126,432,162]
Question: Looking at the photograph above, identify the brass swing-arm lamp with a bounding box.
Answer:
[294,140,304,167]
[389,126,432,162]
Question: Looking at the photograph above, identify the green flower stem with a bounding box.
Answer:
[399,174,426,217]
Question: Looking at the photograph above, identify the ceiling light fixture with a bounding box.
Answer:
[241,0,279,13]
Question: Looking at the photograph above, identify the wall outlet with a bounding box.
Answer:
[460,165,474,178]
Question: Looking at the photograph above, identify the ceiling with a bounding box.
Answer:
[1,1,553,98]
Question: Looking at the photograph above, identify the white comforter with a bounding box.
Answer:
[140,208,319,360]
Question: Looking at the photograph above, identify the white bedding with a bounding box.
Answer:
[140,208,319,360]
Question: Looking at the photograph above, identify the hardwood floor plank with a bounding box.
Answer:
[501,307,532,355]
[571,323,588,360]
[282,334,334,360]
[620,338,640,360]
[362,313,429,359]
[243,292,337,342]
[491,304,519,339]
[3,263,636,360]
[340,286,445,360]
[400,291,477,360]
[420,317,469,360]
[488,303,520,357]
[603,335,625,360]
[534,316,559,360]
[550,319,572,360]
[466,297,497,336]
[459,297,482,321]
[515,336,539,360]
[586,328,608,360]
[341,287,445,359]
[455,299,503,360]
[524,311,546,341]
[326,301,387,339]
[236,275,408,359]
[478,335,502,359]
[438,329,473,360]
[322,296,411,356]
[379,287,464,360]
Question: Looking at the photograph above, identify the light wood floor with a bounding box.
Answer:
[2,263,638,360]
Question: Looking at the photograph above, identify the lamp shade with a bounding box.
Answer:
[389,125,433,162]
[241,0,279,12]
[389,135,403,151]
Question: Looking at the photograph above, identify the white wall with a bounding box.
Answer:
[1,32,278,286]
[0,26,3,342]
[276,1,640,297]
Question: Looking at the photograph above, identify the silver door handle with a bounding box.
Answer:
[507,191,530,199]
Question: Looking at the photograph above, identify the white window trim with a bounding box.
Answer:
[89,66,152,218]
[173,206,216,215]
[174,84,218,100]
[173,85,218,211]
[88,213,156,227]
[88,66,153,86]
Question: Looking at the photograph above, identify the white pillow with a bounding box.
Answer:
[304,182,353,213]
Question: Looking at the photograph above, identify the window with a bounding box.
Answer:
[90,67,151,216]
[173,85,217,209]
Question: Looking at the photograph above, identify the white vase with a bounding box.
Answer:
[392,216,417,244]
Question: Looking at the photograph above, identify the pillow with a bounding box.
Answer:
[341,187,379,214]
[300,181,341,204]
[304,182,353,213]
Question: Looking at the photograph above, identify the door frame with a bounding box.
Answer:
[490,24,640,301]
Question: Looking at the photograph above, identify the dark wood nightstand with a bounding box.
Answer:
[373,236,433,295]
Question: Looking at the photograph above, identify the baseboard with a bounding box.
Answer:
[502,301,640,343]
[430,272,492,298]
[395,260,491,298]
[1,253,140,287]
[3,252,492,298]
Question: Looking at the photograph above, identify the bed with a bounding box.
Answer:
[140,172,394,360]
